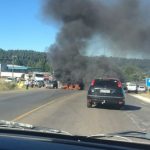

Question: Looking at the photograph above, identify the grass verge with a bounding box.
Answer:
[0,80,18,91]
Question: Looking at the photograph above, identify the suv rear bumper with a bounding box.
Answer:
[87,95,125,106]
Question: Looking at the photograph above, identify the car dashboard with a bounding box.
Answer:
[0,128,149,150]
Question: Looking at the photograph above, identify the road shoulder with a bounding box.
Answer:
[130,94,150,104]
[0,87,43,95]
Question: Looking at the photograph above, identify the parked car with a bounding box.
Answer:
[126,83,138,93]
[34,80,45,88]
[37,80,45,88]
[137,85,146,92]
[45,80,58,89]
[87,78,125,109]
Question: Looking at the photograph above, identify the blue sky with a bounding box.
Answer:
[0,0,58,52]
[0,0,148,56]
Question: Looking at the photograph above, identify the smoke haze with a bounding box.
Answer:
[42,0,150,83]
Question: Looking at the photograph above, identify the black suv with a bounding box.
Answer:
[87,78,125,109]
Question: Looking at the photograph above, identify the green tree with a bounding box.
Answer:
[123,66,143,82]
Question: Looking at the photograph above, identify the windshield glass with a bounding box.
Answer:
[0,0,150,145]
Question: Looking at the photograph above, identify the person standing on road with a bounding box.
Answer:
[31,80,34,88]
[25,79,29,90]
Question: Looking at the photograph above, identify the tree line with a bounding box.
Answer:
[87,56,150,82]
[0,49,51,72]
[0,48,150,82]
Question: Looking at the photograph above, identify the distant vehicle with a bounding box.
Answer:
[137,85,146,92]
[126,83,138,93]
[5,77,17,83]
[37,81,45,88]
[33,80,45,88]
[23,74,30,80]
[32,72,44,81]
[87,78,125,109]
[45,80,58,89]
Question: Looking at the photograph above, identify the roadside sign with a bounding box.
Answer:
[146,78,150,87]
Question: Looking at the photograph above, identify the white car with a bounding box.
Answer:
[137,86,146,92]
[126,83,137,93]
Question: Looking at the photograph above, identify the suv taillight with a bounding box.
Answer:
[91,80,95,86]
[117,81,122,88]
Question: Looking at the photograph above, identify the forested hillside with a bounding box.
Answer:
[1,49,150,81]
[0,49,51,72]
[87,56,150,82]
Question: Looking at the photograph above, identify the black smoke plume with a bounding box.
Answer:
[42,0,150,83]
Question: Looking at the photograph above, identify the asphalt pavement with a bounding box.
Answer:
[0,89,148,137]
[0,88,77,121]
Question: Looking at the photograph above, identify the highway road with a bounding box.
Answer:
[0,88,150,136]
[0,89,77,120]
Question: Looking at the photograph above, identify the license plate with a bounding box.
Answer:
[100,89,110,93]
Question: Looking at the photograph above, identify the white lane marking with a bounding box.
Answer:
[12,92,83,122]
[130,94,150,104]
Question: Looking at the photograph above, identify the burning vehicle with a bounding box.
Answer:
[61,80,84,90]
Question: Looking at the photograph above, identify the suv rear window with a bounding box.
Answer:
[94,79,120,89]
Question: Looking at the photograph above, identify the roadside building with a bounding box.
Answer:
[0,64,42,78]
